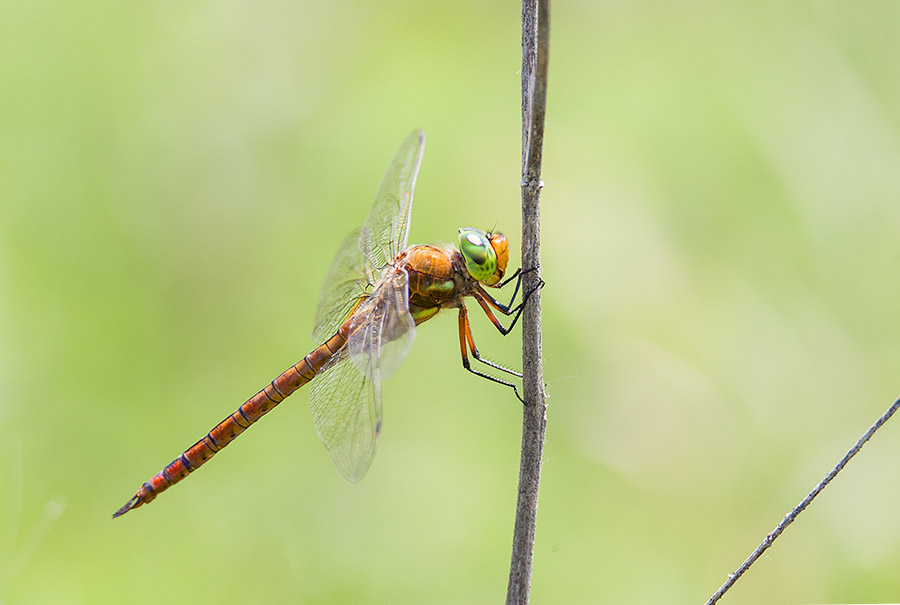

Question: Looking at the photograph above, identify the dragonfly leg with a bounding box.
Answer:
[473,275,544,336]
[458,306,525,403]
[496,268,523,306]
[490,265,540,311]
[462,307,523,379]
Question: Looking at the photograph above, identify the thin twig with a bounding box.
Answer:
[506,1,549,604]
[706,395,900,604]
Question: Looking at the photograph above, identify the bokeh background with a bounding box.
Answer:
[3,1,900,603]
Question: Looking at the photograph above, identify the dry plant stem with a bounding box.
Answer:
[506,1,549,604]
[706,395,900,605]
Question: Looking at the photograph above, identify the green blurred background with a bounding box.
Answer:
[3,1,900,603]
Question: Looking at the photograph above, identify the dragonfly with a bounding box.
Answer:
[113,130,538,518]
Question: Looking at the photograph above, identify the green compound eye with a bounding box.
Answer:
[458,228,497,283]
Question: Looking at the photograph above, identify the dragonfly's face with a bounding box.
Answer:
[458,227,509,287]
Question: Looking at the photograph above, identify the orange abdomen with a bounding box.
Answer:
[113,329,348,517]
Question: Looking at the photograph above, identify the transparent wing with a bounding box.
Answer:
[359,130,426,276]
[313,131,425,343]
[309,268,416,481]
[312,228,369,344]
[309,349,379,483]
[347,267,417,379]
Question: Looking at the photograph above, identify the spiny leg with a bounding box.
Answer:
[462,307,523,379]
[458,268,544,404]
[457,306,524,403]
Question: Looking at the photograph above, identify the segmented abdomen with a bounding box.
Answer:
[113,329,347,517]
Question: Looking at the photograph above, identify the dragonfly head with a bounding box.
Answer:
[458,227,509,287]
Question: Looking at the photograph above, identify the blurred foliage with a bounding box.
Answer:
[2,1,900,603]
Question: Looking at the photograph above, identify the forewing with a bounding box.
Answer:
[312,228,369,344]
[309,269,416,481]
[359,130,426,273]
